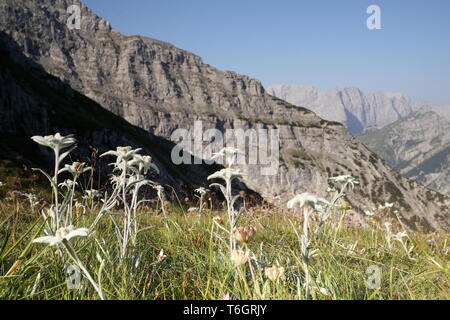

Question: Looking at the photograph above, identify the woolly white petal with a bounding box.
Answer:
[33,236,57,244]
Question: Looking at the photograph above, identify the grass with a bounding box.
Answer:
[0,193,448,300]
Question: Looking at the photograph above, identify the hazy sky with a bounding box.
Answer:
[83,0,450,106]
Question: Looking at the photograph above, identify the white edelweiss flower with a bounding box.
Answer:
[211,147,245,160]
[59,161,91,177]
[207,168,244,182]
[194,187,208,195]
[287,192,330,211]
[33,225,89,246]
[210,147,245,167]
[22,192,37,202]
[31,133,77,151]
[101,146,142,165]
[379,202,394,210]
[156,249,167,263]
[329,175,359,188]
[130,154,159,174]
[384,202,394,208]
[364,210,375,217]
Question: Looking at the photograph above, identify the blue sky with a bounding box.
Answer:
[83,0,450,105]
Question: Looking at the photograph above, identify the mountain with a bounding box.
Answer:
[0,0,449,231]
[0,34,220,193]
[359,107,450,196]
[432,105,450,120]
[266,84,427,135]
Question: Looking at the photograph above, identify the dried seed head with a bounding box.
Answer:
[233,226,257,243]
[230,249,249,266]
[265,265,285,282]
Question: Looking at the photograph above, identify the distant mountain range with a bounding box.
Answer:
[267,84,450,196]
[432,105,450,120]
[359,107,450,196]
[266,84,429,135]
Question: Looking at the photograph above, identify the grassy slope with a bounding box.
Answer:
[0,196,448,300]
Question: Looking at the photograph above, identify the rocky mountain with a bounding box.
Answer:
[432,105,450,120]
[0,0,449,231]
[266,84,427,135]
[359,107,450,196]
[0,34,220,193]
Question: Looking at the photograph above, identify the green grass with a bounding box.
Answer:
[0,194,448,300]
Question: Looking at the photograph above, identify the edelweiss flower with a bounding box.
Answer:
[31,133,77,151]
[207,168,244,182]
[130,154,159,174]
[211,147,245,161]
[265,265,285,282]
[156,249,167,263]
[329,175,359,188]
[22,192,37,202]
[33,225,89,246]
[195,187,208,195]
[379,202,394,210]
[287,193,330,211]
[101,146,142,164]
[364,210,375,217]
[59,162,91,177]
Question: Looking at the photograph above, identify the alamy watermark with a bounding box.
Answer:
[366,265,382,290]
[65,264,81,290]
[170,121,280,176]
[367,5,381,30]
[67,5,81,30]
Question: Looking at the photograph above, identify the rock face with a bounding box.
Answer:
[0,0,449,231]
[266,84,427,135]
[359,107,450,196]
[0,36,217,192]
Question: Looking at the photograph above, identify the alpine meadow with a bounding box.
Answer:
[0,0,449,302]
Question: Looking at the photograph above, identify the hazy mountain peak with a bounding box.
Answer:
[266,84,428,134]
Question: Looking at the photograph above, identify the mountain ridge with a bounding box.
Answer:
[266,84,428,134]
[359,107,450,196]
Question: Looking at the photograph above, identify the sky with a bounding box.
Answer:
[82,0,450,106]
